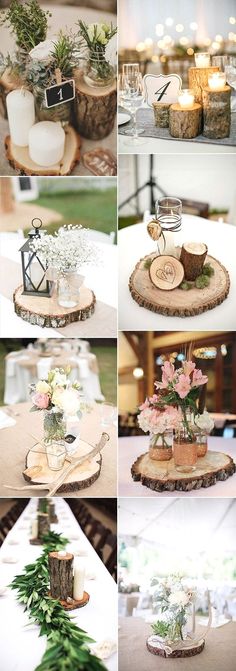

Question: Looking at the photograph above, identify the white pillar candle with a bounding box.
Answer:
[178,89,195,109]
[58,550,67,557]
[208,72,226,91]
[29,121,65,167]
[73,557,85,600]
[194,52,211,68]
[6,89,35,147]
[31,519,38,538]
[30,262,47,292]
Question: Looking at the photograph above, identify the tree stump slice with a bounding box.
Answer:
[202,86,231,139]
[149,255,184,290]
[0,69,24,118]
[74,70,117,140]
[147,637,205,658]
[180,242,208,280]
[188,66,220,103]
[13,284,96,328]
[169,103,202,139]
[37,512,50,538]
[49,551,74,600]
[129,252,230,317]
[5,125,81,176]
[152,102,171,128]
[48,590,90,611]
[23,439,102,493]
[48,502,58,524]
[131,450,235,492]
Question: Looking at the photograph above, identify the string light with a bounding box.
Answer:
[215,34,223,42]
[136,41,145,51]
[211,41,221,50]
[176,23,184,33]
[187,47,194,55]
[190,22,198,30]
[165,17,174,27]
[133,367,144,379]
[156,23,164,37]
[145,37,153,46]
[179,36,189,46]
[229,17,236,25]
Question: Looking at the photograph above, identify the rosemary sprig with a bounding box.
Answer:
[10,531,106,671]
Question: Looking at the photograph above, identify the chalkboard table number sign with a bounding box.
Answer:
[143,74,182,107]
[45,79,75,109]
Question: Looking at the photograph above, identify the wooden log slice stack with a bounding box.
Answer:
[202,86,231,139]
[188,66,220,103]
[169,103,202,139]
[75,71,117,140]
[180,242,208,280]
[152,102,171,128]
[49,551,74,600]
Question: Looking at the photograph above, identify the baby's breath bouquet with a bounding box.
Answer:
[78,20,117,86]
[30,224,99,274]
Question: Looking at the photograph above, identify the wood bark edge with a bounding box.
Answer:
[5,130,81,176]
[13,285,96,328]
[131,451,235,492]
[23,451,102,492]
[48,590,90,611]
[146,638,205,658]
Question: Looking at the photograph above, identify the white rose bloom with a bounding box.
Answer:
[50,371,68,388]
[57,388,81,416]
[195,410,214,433]
[36,381,51,394]
[168,591,189,607]
[29,39,55,63]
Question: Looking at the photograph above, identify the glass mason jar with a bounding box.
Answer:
[149,431,173,461]
[44,409,66,444]
[57,270,82,308]
[84,52,115,88]
[196,431,208,458]
[154,197,182,257]
[34,85,72,125]
[173,420,198,473]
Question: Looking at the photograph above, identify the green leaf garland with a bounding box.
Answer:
[10,531,106,671]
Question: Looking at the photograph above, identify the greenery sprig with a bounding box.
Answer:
[10,531,106,671]
[0,0,51,52]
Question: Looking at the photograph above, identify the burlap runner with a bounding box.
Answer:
[6,351,99,375]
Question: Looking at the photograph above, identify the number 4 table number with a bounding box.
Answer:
[143,74,182,107]
[45,79,75,109]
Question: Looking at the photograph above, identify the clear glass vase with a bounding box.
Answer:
[84,53,115,88]
[196,431,208,457]
[149,432,173,461]
[173,421,198,473]
[57,270,82,308]
[46,441,66,471]
[43,409,66,444]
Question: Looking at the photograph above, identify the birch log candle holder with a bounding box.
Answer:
[75,70,117,140]
[48,551,90,611]
[188,66,219,104]
[30,512,50,545]
[169,103,202,139]
[48,501,58,524]
[152,102,171,128]
[202,86,231,139]
[180,242,208,280]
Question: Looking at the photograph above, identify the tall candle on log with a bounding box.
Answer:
[188,65,220,104]
[202,86,231,139]
[180,242,208,280]
[48,550,74,601]
[73,558,85,601]
[169,103,202,139]
[6,89,35,146]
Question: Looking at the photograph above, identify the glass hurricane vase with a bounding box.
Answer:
[196,431,208,457]
[44,409,66,471]
[84,53,115,88]
[149,431,173,461]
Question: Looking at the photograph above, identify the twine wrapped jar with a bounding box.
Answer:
[173,423,198,472]
[149,431,173,461]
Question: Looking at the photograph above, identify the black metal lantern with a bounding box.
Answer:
[19,218,52,297]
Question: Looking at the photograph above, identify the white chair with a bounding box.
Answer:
[36,358,53,380]
[87,229,116,245]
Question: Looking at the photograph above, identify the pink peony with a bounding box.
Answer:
[32,392,50,409]
[192,369,208,387]
[182,361,196,376]
[174,374,191,399]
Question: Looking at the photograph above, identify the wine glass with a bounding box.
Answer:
[122,72,146,145]
[122,63,140,78]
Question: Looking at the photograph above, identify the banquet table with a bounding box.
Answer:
[0,5,117,176]
[0,237,117,337]
[118,216,236,330]
[0,401,117,497]
[4,348,104,404]
[119,616,235,671]
[118,435,236,497]
[0,498,117,671]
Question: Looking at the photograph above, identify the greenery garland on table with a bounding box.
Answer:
[10,530,106,671]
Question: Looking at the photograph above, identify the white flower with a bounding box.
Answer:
[54,388,81,415]
[87,23,107,45]
[195,410,214,433]
[168,591,189,607]
[36,381,51,394]
[50,371,67,388]
[30,225,99,273]
[105,34,117,67]
[29,39,55,63]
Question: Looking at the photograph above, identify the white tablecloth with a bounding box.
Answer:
[118,435,236,497]
[118,215,236,330]
[0,498,117,671]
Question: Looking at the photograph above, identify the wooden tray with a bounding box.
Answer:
[5,125,81,176]
[24,439,102,493]
[131,450,235,492]
[129,252,230,317]
[48,590,90,611]
[13,284,96,328]
[147,637,205,658]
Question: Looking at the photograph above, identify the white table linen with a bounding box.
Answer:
[0,498,117,671]
[118,435,236,497]
[118,215,236,330]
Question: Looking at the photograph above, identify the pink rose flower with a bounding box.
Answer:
[192,369,208,387]
[174,374,191,399]
[182,361,196,376]
[32,392,50,409]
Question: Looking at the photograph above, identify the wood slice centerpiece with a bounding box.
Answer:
[188,66,220,103]
[13,284,96,328]
[129,252,230,317]
[131,450,235,492]
[24,438,103,493]
[180,242,208,280]
[30,511,50,545]
[152,102,171,128]
[5,125,80,176]
[146,637,205,658]
[169,103,202,139]
[74,70,117,140]
[202,86,231,139]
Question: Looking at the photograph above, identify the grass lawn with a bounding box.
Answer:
[25,189,117,237]
[0,341,117,406]
[118,215,140,230]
